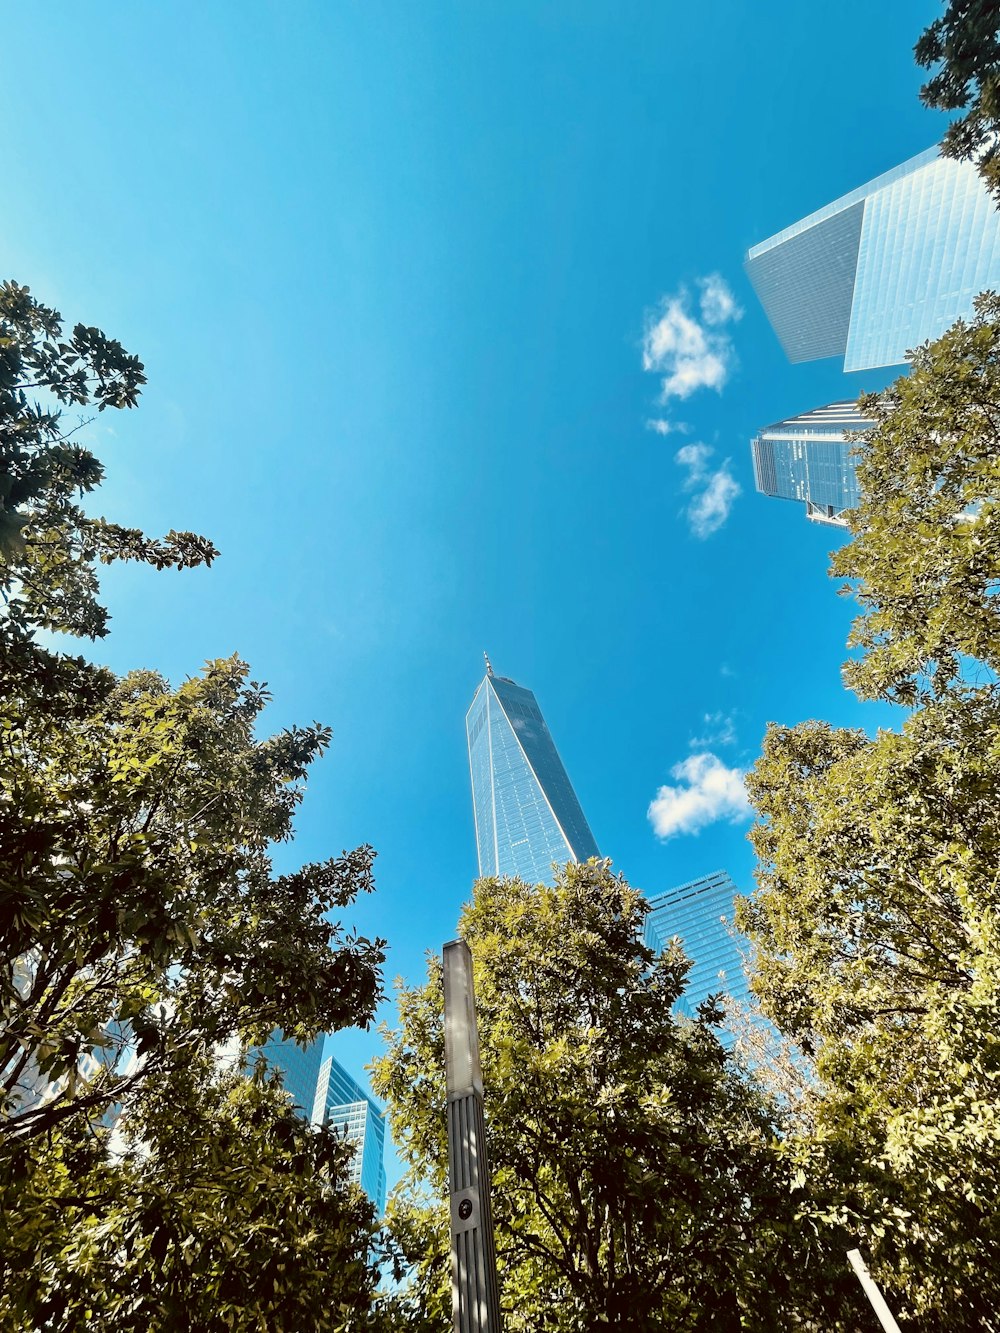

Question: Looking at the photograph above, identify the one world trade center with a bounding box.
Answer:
[466,657,600,885]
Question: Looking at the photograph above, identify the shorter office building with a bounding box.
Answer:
[313,1055,387,1213]
[751,401,873,527]
[644,870,749,1018]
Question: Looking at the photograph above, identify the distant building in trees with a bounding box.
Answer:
[466,657,600,886]
[644,870,750,1018]
[259,1031,325,1120]
[751,400,873,526]
[256,1035,387,1213]
[313,1055,387,1214]
[745,145,1000,372]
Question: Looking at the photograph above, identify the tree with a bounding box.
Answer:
[833,291,1000,705]
[916,1,1000,202]
[374,862,864,1333]
[738,702,1000,1330]
[0,279,216,649]
[0,280,390,1325]
[0,1049,391,1332]
[0,282,384,1145]
[737,300,1000,1328]
[1,653,385,1145]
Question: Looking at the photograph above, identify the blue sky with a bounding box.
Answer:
[3,3,943,1173]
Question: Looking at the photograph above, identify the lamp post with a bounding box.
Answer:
[846,1249,902,1333]
[443,939,502,1333]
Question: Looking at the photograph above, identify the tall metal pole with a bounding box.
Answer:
[846,1249,902,1333]
[443,939,502,1333]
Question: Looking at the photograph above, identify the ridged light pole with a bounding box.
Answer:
[443,939,502,1333]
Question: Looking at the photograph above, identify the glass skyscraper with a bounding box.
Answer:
[258,1030,325,1120]
[643,870,749,1019]
[745,146,1000,371]
[751,400,873,526]
[313,1055,387,1214]
[253,1036,387,1213]
[466,659,600,885]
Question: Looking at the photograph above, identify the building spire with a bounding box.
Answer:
[483,651,494,678]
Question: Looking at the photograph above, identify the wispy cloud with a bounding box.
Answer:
[675,442,741,538]
[690,710,737,748]
[699,273,741,326]
[642,275,742,403]
[647,752,751,840]
[645,418,689,437]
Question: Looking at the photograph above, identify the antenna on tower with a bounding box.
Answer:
[483,651,494,677]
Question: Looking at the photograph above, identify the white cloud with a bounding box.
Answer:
[645,418,689,436]
[690,711,737,748]
[647,752,751,840]
[675,442,713,473]
[674,442,741,538]
[699,273,742,327]
[688,466,741,538]
[642,276,741,402]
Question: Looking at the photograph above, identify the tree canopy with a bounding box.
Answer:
[739,701,1000,1329]
[0,281,385,1144]
[834,291,1000,705]
[375,862,864,1332]
[0,282,390,1328]
[1,1050,390,1332]
[1,653,384,1145]
[0,279,216,649]
[738,299,1000,1328]
[917,1,1000,201]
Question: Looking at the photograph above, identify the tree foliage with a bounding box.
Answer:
[739,702,1000,1329]
[916,1,1000,201]
[375,862,864,1332]
[0,282,389,1327]
[1,653,384,1145]
[0,279,216,649]
[739,298,1000,1327]
[0,1050,390,1332]
[834,291,1000,705]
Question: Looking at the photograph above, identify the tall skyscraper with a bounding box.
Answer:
[466,658,600,885]
[643,870,749,1019]
[745,145,1000,371]
[257,1030,325,1120]
[313,1055,387,1214]
[751,400,873,526]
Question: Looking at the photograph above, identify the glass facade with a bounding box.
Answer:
[313,1055,387,1214]
[466,666,600,886]
[258,1030,325,1119]
[746,146,1000,371]
[751,400,872,526]
[643,870,749,1019]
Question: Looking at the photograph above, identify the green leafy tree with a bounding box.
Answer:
[0,1049,392,1332]
[0,282,384,1146]
[738,300,1000,1327]
[833,291,1000,705]
[738,702,1000,1330]
[0,280,390,1326]
[0,279,216,648]
[374,862,863,1333]
[1,653,384,1144]
[917,1,1000,201]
